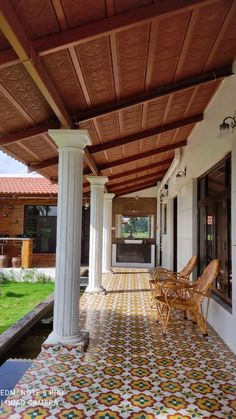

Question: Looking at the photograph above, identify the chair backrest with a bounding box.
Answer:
[179,256,198,278]
[193,259,220,305]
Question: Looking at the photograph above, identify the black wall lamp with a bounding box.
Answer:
[219,111,236,137]
[176,167,187,179]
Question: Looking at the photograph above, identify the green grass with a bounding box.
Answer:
[0,282,54,333]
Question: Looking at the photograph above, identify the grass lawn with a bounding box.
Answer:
[0,282,54,333]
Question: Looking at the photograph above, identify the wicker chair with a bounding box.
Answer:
[149,256,197,307]
[154,259,220,336]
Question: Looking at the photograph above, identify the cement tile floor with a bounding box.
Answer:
[1,270,236,418]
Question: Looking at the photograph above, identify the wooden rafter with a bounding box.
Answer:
[32,0,220,56]
[75,66,232,123]
[107,159,173,181]
[28,157,59,172]
[89,114,203,154]
[98,140,187,172]
[0,1,72,128]
[0,122,59,147]
[108,171,165,190]
[84,148,99,176]
[0,0,227,68]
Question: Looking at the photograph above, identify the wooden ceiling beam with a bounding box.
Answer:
[89,114,202,154]
[112,181,158,197]
[75,66,232,123]
[107,158,173,181]
[28,157,59,172]
[98,140,187,171]
[0,0,72,128]
[84,147,99,176]
[0,0,226,68]
[0,122,59,147]
[34,0,218,56]
[108,172,165,190]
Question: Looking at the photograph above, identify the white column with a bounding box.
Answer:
[103,193,115,273]
[86,176,108,293]
[115,214,122,237]
[45,129,91,347]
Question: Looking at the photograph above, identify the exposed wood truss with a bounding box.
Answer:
[0,122,59,147]
[76,67,232,123]
[0,0,220,68]
[89,114,203,154]
[98,140,187,172]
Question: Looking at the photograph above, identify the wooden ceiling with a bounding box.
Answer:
[0,0,235,196]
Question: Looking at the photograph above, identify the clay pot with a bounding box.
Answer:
[0,255,10,268]
[12,256,21,268]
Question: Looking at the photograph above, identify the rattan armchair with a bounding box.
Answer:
[154,259,220,336]
[149,256,197,307]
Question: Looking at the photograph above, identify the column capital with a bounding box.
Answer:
[86,175,108,186]
[48,129,91,149]
[104,193,115,200]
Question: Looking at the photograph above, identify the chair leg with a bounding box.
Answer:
[162,306,171,336]
[195,310,208,336]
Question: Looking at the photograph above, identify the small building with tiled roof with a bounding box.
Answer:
[0,175,58,197]
[0,175,58,268]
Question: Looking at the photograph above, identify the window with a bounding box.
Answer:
[121,216,151,238]
[24,206,57,253]
[198,155,232,305]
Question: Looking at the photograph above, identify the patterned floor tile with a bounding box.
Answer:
[1,269,236,418]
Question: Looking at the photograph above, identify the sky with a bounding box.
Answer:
[0,151,27,174]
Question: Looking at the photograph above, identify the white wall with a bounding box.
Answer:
[122,186,157,198]
[160,62,236,354]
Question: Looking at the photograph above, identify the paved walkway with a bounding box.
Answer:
[1,270,236,418]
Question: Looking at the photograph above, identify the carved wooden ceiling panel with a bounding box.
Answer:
[174,2,230,81]
[144,97,169,130]
[4,142,37,163]
[42,50,88,112]
[11,0,60,39]
[122,141,140,157]
[138,136,157,153]
[76,37,116,107]
[204,2,236,71]
[186,81,221,117]
[21,135,57,160]
[61,0,107,28]
[148,11,191,89]
[163,90,194,124]
[0,64,52,124]
[96,113,120,142]
[156,131,176,148]
[175,125,195,142]
[116,25,150,98]
[0,92,32,132]
[120,105,142,136]
[0,0,235,192]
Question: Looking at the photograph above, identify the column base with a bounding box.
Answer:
[102,268,113,274]
[85,285,106,294]
[43,331,89,352]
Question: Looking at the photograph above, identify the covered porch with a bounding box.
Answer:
[1,269,236,418]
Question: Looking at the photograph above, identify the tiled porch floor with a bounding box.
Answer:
[1,270,236,418]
